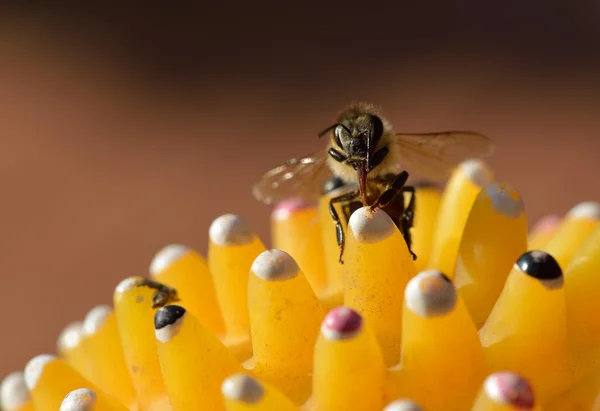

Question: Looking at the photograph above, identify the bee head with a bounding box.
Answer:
[318,114,384,169]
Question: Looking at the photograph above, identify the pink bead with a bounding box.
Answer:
[321,306,362,340]
[272,198,311,220]
[487,371,535,409]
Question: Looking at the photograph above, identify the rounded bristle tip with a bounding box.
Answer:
[154,305,186,342]
[150,244,189,276]
[485,371,535,409]
[59,388,97,411]
[321,306,363,340]
[485,182,524,218]
[251,249,299,281]
[272,198,311,220]
[567,201,600,220]
[0,372,30,411]
[349,207,396,244]
[57,321,84,353]
[24,354,55,390]
[461,159,494,187]
[515,250,563,280]
[221,373,264,404]
[82,305,112,336]
[209,214,255,246]
[384,399,423,411]
[115,277,139,294]
[531,215,562,234]
[405,270,457,317]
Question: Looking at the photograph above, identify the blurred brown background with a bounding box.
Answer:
[0,4,599,376]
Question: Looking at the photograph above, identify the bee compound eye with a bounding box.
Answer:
[333,125,345,148]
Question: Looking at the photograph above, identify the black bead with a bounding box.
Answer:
[515,250,562,280]
[154,305,186,330]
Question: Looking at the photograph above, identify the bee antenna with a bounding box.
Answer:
[339,124,352,136]
[317,124,337,138]
[318,123,354,140]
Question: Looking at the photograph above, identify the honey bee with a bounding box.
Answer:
[252,102,494,264]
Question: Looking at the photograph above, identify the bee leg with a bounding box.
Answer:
[368,170,409,211]
[329,190,360,264]
[401,186,417,261]
[328,148,347,163]
[136,278,180,308]
[369,147,389,170]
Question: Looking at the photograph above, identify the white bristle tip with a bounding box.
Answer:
[405,270,457,317]
[82,305,112,336]
[567,201,600,220]
[485,183,524,218]
[251,249,299,281]
[384,399,423,411]
[150,244,189,276]
[221,373,264,404]
[349,207,395,244]
[155,314,185,343]
[115,277,139,294]
[0,372,30,411]
[461,159,494,187]
[24,354,55,390]
[59,388,97,411]
[57,322,84,352]
[209,214,255,246]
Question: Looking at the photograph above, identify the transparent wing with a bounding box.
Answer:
[393,131,495,181]
[252,148,332,205]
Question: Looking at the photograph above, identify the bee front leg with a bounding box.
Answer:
[368,170,409,211]
[329,190,360,264]
[136,278,180,308]
[401,186,417,261]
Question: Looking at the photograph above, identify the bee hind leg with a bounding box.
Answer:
[329,190,360,264]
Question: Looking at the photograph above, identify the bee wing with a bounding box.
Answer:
[392,131,495,181]
[252,148,332,205]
